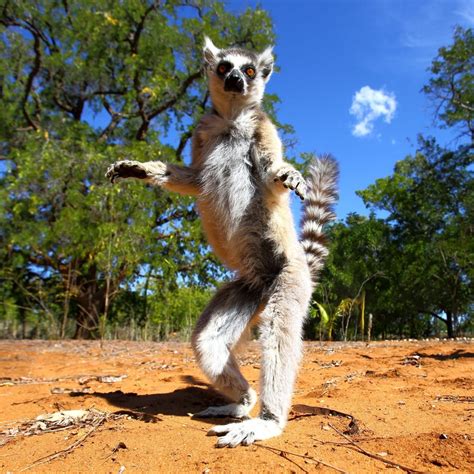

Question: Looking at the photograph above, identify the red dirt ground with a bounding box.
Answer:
[0,339,472,473]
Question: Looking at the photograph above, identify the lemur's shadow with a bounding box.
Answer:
[75,375,227,425]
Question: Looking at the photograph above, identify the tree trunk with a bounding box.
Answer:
[74,313,98,339]
[446,311,454,338]
[19,306,26,339]
[73,284,105,339]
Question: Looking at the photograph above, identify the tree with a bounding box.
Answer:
[423,26,474,141]
[358,139,473,337]
[310,214,392,340]
[0,0,280,337]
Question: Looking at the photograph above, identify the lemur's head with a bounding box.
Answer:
[203,37,274,110]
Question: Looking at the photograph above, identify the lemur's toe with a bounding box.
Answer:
[208,418,282,448]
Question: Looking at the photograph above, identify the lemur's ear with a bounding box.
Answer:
[203,36,220,66]
[259,47,274,82]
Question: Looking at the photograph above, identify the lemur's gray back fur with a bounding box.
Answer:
[300,155,339,282]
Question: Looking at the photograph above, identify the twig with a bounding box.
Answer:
[328,423,424,473]
[277,449,309,473]
[11,396,50,405]
[254,443,348,474]
[19,415,107,471]
[0,373,126,386]
[290,404,360,435]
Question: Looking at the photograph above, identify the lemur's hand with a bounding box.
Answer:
[106,160,148,183]
[106,160,166,183]
[273,167,307,200]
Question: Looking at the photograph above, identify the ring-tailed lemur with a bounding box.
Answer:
[106,37,338,448]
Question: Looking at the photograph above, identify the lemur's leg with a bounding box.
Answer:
[191,280,263,419]
[208,263,312,447]
[105,160,200,196]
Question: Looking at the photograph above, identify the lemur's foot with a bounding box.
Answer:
[194,404,251,419]
[208,418,282,448]
[194,388,257,419]
[106,160,151,183]
[274,168,307,200]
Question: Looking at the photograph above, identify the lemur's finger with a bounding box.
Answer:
[274,170,289,182]
[295,188,305,201]
[295,182,307,201]
[285,175,296,189]
[105,165,115,179]
[105,165,118,183]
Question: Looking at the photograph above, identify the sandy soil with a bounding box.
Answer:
[0,339,472,473]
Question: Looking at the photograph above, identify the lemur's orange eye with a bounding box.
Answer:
[218,64,227,74]
[246,67,255,77]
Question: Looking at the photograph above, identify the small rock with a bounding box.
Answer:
[439,433,448,440]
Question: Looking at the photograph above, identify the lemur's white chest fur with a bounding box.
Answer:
[197,110,261,242]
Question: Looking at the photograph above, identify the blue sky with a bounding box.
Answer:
[228,0,474,219]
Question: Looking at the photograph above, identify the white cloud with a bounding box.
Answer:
[350,86,397,137]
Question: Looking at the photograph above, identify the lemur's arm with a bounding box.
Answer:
[255,114,307,201]
[105,160,200,196]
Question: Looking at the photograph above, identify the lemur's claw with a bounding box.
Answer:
[105,160,148,183]
[295,182,307,201]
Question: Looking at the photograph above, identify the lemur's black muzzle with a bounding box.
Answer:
[224,70,244,93]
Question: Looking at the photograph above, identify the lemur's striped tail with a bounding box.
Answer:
[300,155,339,283]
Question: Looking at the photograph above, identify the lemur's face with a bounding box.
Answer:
[203,37,274,105]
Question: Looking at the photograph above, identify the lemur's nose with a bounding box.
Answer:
[224,70,244,93]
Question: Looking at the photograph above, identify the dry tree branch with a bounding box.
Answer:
[19,414,107,472]
[255,443,348,474]
[328,423,424,474]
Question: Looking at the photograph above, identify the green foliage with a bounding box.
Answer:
[0,0,277,338]
[314,140,473,340]
[422,26,474,140]
[308,300,341,341]
[310,214,391,340]
[150,286,212,339]
[358,139,473,337]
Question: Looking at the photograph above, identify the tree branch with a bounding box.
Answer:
[149,71,202,122]
[99,98,123,142]
[418,309,447,324]
[20,30,42,130]
[136,70,202,140]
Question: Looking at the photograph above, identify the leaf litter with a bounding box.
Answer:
[1,407,161,470]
